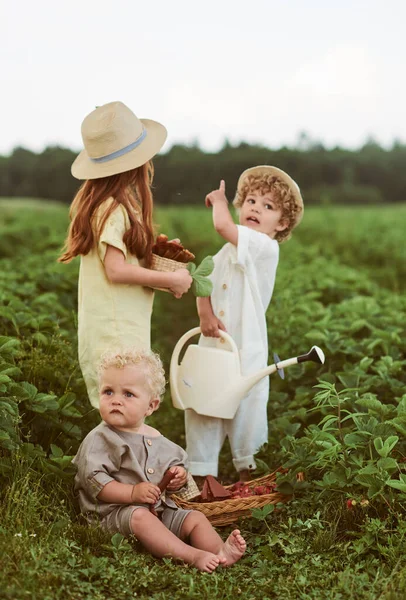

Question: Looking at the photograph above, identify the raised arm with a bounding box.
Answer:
[205,180,238,245]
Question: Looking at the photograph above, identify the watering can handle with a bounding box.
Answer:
[171,327,239,367]
[169,327,240,411]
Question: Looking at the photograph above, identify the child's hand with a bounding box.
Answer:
[166,466,188,491]
[131,482,161,504]
[205,180,228,208]
[169,268,193,299]
[200,313,226,338]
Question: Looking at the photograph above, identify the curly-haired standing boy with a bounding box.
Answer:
[186,166,304,485]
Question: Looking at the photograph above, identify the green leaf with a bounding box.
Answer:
[374,436,399,458]
[50,444,64,458]
[377,457,398,471]
[386,474,406,492]
[27,393,59,413]
[354,473,384,497]
[111,533,125,548]
[356,396,384,412]
[10,381,38,401]
[191,277,213,298]
[251,504,275,520]
[0,429,11,442]
[188,256,214,297]
[58,393,76,410]
[389,417,406,437]
[0,398,19,417]
[194,256,214,278]
[186,262,197,275]
[337,373,360,389]
[357,465,379,475]
[32,332,48,345]
[344,432,370,446]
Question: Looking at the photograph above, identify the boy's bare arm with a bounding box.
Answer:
[97,480,161,505]
[205,180,238,245]
[197,296,226,338]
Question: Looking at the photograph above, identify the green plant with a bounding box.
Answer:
[187,255,214,297]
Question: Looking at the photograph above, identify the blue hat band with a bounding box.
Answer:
[90,128,147,163]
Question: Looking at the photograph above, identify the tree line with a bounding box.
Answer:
[1,137,405,205]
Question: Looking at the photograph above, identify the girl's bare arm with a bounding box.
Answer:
[103,245,192,296]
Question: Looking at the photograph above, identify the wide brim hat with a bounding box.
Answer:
[235,165,304,226]
[71,101,167,180]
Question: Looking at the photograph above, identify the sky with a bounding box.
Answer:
[1,0,406,156]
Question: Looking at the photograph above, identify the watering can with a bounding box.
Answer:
[170,327,325,419]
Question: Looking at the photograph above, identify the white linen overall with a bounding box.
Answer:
[185,225,279,475]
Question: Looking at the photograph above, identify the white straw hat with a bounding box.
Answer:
[235,165,304,225]
[71,101,167,180]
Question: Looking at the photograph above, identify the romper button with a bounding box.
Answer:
[147,468,154,474]
[219,310,225,316]
[222,283,227,290]
[147,439,152,446]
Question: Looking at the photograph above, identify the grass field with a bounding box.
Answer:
[0,198,405,599]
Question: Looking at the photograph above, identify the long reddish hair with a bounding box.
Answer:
[59,161,155,266]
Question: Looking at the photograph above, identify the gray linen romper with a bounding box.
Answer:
[72,423,191,537]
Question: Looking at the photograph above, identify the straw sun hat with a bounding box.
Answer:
[71,101,167,180]
[235,165,304,226]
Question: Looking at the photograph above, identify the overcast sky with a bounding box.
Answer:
[2,0,405,156]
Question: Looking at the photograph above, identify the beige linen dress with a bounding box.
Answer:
[78,197,154,407]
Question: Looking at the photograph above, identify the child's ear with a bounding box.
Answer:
[146,398,160,415]
[276,219,288,232]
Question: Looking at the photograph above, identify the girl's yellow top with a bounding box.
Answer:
[78,197,153,407]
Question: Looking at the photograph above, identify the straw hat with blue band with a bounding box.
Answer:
[71,101,167,180]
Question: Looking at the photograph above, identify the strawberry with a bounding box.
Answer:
[253,485,268,495]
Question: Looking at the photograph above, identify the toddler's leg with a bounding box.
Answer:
[130,508,221,573]
[180,510,246,567]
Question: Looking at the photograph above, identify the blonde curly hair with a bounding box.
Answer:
[98,348,166,402]
[233,173,303,243]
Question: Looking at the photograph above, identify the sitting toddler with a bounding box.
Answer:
[72,348,246,573]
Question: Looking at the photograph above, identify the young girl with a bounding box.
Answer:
[185,166,304,484]
[72,348,246,573]
[59,101,192,407]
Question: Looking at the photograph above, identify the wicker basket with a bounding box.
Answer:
[150,253,190,292]
[172,470,290,527]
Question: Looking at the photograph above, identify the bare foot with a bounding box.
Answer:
[218,529,247,566]
[192,550,223,573]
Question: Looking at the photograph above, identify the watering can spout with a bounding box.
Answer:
[297,345,325,365]
[210,344,326,416]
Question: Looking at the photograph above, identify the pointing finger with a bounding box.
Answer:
[219,180,226,193]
